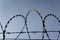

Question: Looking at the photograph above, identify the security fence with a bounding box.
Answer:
[0,10,60,40]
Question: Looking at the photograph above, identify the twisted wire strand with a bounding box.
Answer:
[0,10,60,40]
[4,14,25,40]
[57,31,60,40]
[16,10,43,40]
[2,30,60,34]
[25,20,31,40]
[44,14,60,40]
[26,10,43,40]
[0,22,3,40]
[0,30,60,34]
[0,22,3,32]
[44,14,60,24]
[42,20,50,40]
[15,23,25,40]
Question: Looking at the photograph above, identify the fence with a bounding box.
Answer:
[0,10,60,40]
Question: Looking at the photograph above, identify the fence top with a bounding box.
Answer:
[0,10,60,40]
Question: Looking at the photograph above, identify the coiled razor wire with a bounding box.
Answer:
[0,10,60,40]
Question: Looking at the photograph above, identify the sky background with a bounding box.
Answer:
[0,0,60,39]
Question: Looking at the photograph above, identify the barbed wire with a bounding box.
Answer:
[0,10,60,40]
[44,14,60,40]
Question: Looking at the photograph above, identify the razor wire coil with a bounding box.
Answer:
[0,10,60,40]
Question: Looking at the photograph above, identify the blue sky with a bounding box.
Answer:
[0,0,60,39]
